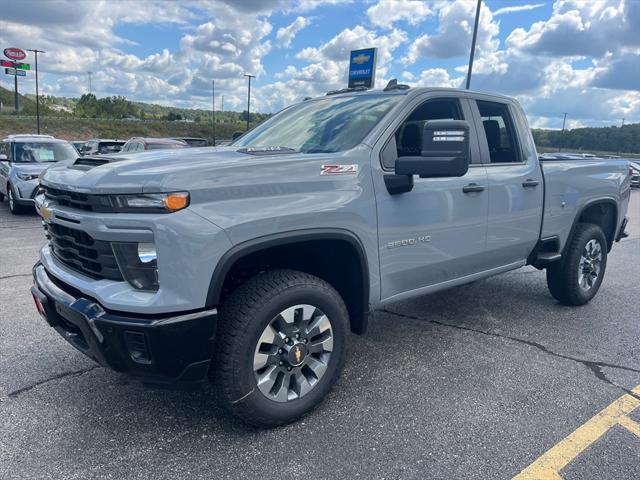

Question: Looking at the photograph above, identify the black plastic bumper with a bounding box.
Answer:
[31,263,217,383]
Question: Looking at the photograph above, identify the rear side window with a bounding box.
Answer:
[476,100,521,164]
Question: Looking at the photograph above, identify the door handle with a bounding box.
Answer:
[522,179,539,188]
[462,183,485,193]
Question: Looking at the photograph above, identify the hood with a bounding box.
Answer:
[13,163,54,176]
[40,146,354,194]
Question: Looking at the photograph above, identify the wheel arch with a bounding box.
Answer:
[206,228,371,334]
[567,198,618,254]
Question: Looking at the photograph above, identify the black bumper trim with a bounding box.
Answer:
[32,263,217,383]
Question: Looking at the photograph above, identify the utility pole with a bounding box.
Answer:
[244,73,255,131]
[621,118,625,127]
[13,69,19,112]
[27,49,45,134]
[465,0,482,89]
[87,71,93,94]
[559,112,568,152]
[211,79,216,146]
[221,95,224,113]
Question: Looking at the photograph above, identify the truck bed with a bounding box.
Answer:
[540,158,630,251]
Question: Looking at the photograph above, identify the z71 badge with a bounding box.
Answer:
[321,164,358,175]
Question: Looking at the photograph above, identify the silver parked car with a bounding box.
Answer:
[0,134,78,214]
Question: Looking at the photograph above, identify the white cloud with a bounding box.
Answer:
[367,0,433,29]
[276,16,311,47]
[493,3,545,16]
[404,0,499,63]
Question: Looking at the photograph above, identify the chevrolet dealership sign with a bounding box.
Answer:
[348,47,377,89]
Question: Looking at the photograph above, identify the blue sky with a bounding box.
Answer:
[0,0,638,128]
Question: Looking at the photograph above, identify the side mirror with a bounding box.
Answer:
[0,154,7,161]
[395,120,470,178]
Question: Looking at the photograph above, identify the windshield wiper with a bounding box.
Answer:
[237,146,299,155]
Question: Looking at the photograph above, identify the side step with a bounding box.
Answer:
[535,252,562,265]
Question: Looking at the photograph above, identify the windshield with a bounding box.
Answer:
[13,142,78,163]
[233,94,401,153]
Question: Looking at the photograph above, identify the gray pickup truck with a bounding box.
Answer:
[31,86,631,427]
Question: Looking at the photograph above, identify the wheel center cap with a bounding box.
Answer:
[287,343,307,366]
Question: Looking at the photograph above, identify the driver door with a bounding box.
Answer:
[373,96,490,302]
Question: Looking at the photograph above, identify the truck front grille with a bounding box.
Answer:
[44,223,123,281]
[42,185,112,212]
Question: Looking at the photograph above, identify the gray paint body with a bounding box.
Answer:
[36,88,630,315]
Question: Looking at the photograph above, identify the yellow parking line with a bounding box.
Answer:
[513,385,640,480]
[618,415,640,438]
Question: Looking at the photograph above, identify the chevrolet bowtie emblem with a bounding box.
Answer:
[37,202,53,222]
[352,53,370,65]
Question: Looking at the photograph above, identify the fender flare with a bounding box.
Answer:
[205,228,370,330]
[564,197,618,255]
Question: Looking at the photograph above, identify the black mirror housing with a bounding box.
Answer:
[395,119,470,178]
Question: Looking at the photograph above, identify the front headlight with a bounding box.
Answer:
[112,242,159,291]
[110,192,189,213]
[16,172,40,181]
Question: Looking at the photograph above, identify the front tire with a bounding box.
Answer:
[546,223,607,305]
[7,184,25,214]
[212,269,349,428]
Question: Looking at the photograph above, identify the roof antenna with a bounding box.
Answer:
[385,78,398,89]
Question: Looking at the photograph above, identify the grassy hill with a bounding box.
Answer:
[0,115,246,142]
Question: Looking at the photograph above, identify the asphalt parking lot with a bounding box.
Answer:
[1,191,639,480]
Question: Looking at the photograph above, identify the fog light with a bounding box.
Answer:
[112,242,159,291]
[137,243,157,264]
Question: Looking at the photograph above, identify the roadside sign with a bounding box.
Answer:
[3,47,26,61]
[348,48,377,89]
[0,60,29,70]
[5,68,26,77]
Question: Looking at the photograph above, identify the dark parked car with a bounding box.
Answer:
[629,161,640,188]
[121,137,188,152]
[171,137,208,147]
[81,139,126,155]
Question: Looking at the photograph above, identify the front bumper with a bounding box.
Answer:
[14,179,39,205]
[31,263,217,383]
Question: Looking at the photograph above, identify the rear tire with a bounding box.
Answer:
[212,269,349,428]
[7,185,24,214]
[546,223,607,306]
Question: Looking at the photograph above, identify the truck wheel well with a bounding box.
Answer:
[578,202,617,251]
[212,237,369,334]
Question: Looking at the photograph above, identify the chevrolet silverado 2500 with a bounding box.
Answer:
[31,86,631,427]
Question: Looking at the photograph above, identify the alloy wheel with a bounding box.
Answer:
[253,304,333,403]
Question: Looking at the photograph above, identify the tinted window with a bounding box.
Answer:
[234,94,401,154]
[382,98,463,170]
[476,101,520,163]
[98,142,124,154]
[13,142,78,163]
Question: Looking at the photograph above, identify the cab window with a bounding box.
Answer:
[382,98,463,170]
[476,100,521,163]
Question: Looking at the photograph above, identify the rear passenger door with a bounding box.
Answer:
[374,95,490,301]
[471,99,543,267]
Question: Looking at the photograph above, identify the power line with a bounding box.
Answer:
[27,49,46,134]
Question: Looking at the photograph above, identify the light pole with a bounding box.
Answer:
[559,112,568,152]
[212,79,216,146]
[465,0,482,89]
[244,73,255,131]
[87,71,93,94]
[27,49,45,134]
